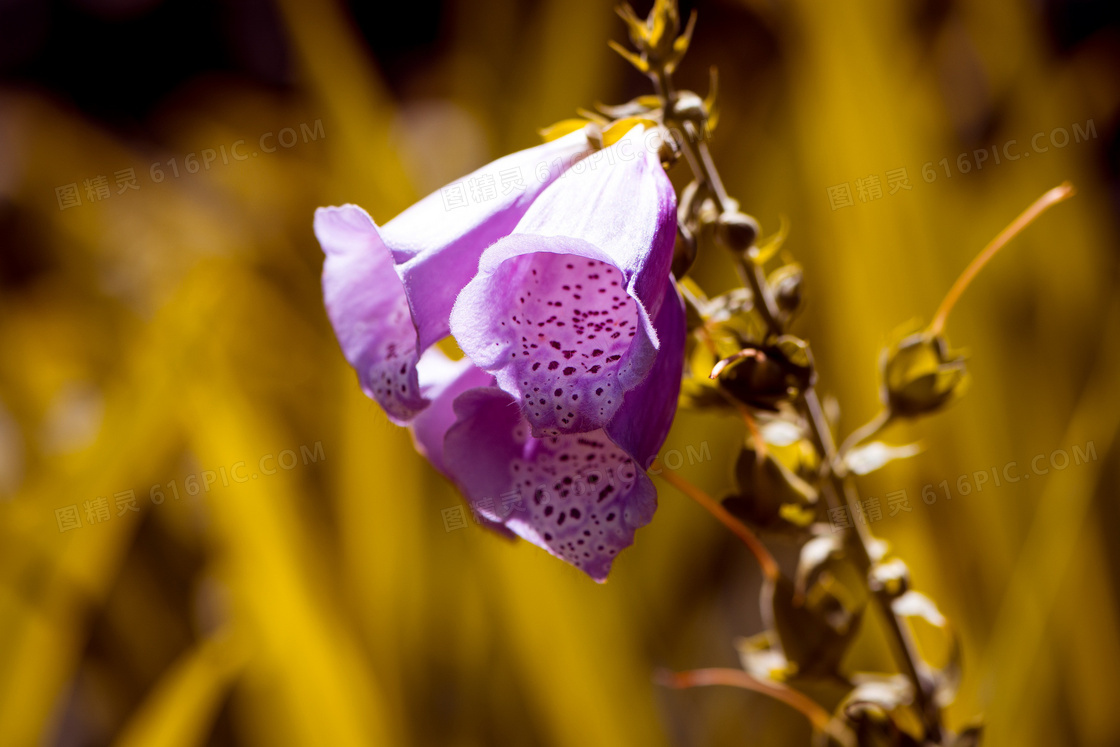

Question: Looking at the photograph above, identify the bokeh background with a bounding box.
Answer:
[1,0,1118,745]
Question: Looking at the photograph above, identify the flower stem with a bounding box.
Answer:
[653,461,780,582]
[835,408,893,467]
[929,182,1075,337]
[655,667,855,747]
[659,60,944,736]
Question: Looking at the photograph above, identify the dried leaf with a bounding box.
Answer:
[845,441,922,476]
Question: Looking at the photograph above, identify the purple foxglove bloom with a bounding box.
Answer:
[316,128,593,423]
[317,124,686,580]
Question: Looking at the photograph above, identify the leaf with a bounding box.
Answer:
[892,590,946,627]
[734,631,794,681]
[759,417,804,447]
[594,96,663,119]
[891,591,962,706]
[703,66,720,134]
[795,535,845,599]
[539,118,590,142]
[601,116,658,146]
[844,441,922,476]
[751,214,790,265]
[607,40,649,73]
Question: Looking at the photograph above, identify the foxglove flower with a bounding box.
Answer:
[317,125,685,580]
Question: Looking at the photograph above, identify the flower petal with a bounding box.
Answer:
[605,282,686,467]
[409,348,495,475]
[317,129,592,423]
[409,349,517,539]
[393,128,594,351]
[443,387,658,582]
[450,127,677,436]
[317,204,425,422]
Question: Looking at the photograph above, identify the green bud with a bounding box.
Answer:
[880,333,967,418]
[769,263,804,316]
[711,348,790,410]
[712,337,814,410]
[714,209,760,254]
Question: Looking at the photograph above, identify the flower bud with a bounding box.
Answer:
[668,90,708,132]
[880,333,967,418]
[714,210,760,253]
[868,558,911,599]
[711,337,813,410]
[769,264,803,316]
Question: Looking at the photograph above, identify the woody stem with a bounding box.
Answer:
[654,62,944,740]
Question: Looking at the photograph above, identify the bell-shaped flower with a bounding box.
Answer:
[317,124,686,580]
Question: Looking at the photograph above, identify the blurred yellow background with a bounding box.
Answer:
[0,0,1118,745]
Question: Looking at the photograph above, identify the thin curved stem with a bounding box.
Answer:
[835,409,893,468]
[929,182,1075,337]
[653,461,780,582]
[656,668,855,747]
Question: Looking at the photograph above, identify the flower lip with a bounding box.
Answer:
[316,204,426,423]
[450,238,659,437]
[443,386,658,582]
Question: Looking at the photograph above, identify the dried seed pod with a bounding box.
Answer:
[714,209,760,254]
[769,263,804,316]
[880,333,968,417]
